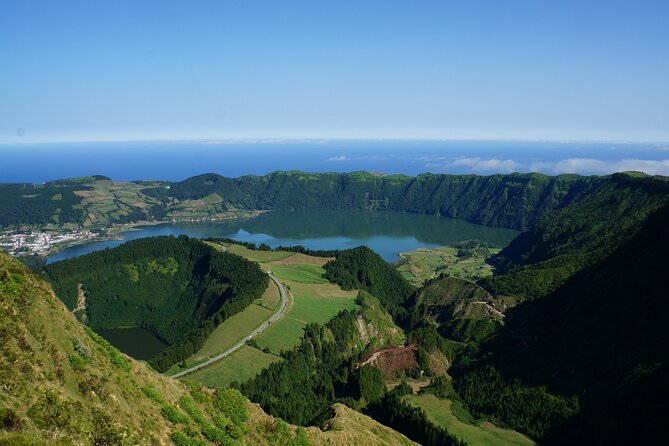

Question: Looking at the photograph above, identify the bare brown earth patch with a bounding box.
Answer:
[360,345,419,377]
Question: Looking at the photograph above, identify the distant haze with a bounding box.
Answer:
[1,140,668,183]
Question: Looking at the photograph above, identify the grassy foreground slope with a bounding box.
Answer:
[0,252,417,446]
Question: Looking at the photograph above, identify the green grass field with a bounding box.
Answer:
[222,243,295,263]
[179,249,359,384]
[254,294,360,352]
[288,295,359,325]
[395,246,500,285]
[252,260,360,352]
[404,394,535,446]
[191,304,273,360]
[254,316,307,353]
[269,263,329,284]
[165,279,282,376]
[187,345,282,388]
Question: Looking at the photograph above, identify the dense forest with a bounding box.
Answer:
[43,236,267,372]
[238,300,465,446]
[323,246,415,321]
[465,200,669,444]
[157,171,602,230]
[438,176,669,444]
[1,170,605,230]
[481,173,669,300]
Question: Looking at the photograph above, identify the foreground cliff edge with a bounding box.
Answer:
[0,252,416,446]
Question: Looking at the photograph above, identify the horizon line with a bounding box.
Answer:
[1,136,669,146]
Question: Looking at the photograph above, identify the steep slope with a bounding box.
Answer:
[409,275,503,344]
[233,171,601,231]
[487,201,669,444]
[482,173,669,300]
[0,252,419,446]
[449,178,669,444]
[307,404,417,446]
[1,171,601,231]
[43,236,268,372]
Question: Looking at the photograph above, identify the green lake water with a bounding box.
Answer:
[97,327,168,360]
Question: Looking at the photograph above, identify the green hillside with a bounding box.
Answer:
[43,236,268,372]
[409,276,503,345]
[482,173,669,299]
[324,246,415,321]
[0,251,420,446]
[448,177,669,444]
[0,171,603,231]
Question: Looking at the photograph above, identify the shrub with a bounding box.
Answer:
[141,386,166,405]
[161,405,189,424]
[212,388,248,426]
[0,408,23,430]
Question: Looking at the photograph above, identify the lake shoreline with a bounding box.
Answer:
[8,209,270,264]
[41,210,520,265]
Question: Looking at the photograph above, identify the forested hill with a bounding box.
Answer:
[146,171,604,230]
[451,199,669,445]
[482,172,669,299]
[43,236,268,372]
[0,170,609,230]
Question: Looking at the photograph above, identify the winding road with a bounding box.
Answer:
[171,272,288,379]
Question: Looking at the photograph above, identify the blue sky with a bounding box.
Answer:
[1,0,668,144]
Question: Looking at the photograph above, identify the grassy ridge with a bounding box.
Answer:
[0,251,419,446]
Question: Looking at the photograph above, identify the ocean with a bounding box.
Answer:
[0,139,667,183]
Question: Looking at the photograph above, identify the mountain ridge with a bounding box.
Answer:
[0,170,613,231]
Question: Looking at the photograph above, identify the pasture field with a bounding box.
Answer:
[222,243,295,263]
[395,246,500,285]
[178,246,359,384]
[191,304,273,361]
[269,263,329,284]
[254,293,360,353]
[404,393,535,446]
[254,316,307,353]
[287,295,360,325]
[253,258,360,352]
[187,345,282,388]
[165,277,281,376]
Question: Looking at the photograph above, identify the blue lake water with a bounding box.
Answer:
[47,210,520,263]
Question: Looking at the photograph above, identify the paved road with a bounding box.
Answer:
[171,272,287,379]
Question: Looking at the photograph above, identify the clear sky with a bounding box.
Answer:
[1,0,668,144]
